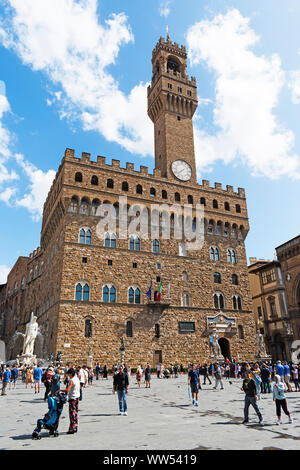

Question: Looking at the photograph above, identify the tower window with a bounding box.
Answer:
[107,179,114,189]
[82,257,87,264]
[213,199,218,209]
[75,172,82,183]
[155,324,160,338]
[175,192,181,202]
[85,319,92,338]
[108,260,112,266]
[126,321,133,338]
[200,197,206,206]
[122,181,129,192]
[236,204,241,213]
[187,90,192,96]
[91,175,98,186]
[136,184,143,194]
[188,195,193,204]
[225,202,230,211]
[150,187,156,197]
[162,190,167,199]
[177,116,181,121]
[168,83,172,89]
[178,87,182,93]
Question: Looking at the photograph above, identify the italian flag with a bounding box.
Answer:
[156,280,162,301]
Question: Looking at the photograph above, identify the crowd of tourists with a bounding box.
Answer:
[0,358,298,436]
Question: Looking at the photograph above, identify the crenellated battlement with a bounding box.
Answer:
[61,148,246,197]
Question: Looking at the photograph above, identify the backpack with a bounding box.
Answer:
[254,373,262,384]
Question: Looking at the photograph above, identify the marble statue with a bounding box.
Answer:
[256,330,267,357]
[22,312,38,356]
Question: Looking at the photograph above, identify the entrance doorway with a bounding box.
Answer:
[218,338,231,361]
[154,350,162,366]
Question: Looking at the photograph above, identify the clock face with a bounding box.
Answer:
[171,160,192,181]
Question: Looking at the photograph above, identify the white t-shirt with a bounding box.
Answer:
[78,368,85,384]
[68,375,80,400]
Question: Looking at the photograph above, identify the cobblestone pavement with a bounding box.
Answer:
[0,375,299,450]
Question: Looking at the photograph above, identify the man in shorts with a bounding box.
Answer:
[33,364,43,394]
[188,364,200,407]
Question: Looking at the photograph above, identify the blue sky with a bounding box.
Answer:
[0,0,300,282]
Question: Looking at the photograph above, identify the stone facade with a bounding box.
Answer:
[276,236,300,342]
[248,260,293,361]
[1,35,257,366]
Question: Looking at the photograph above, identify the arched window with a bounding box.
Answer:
[126,320,133,337]
[238,325,244,339]
[224,223,230,237]
[210,246,220,261]
[104,232,116,248]
[102,285,116,303]
[68,196,79,213]
[175,192,181,202]
[200,197,206,206]
[150,187,156,197]
[91,199,100,216]
[155,323,160,338]
[224,202,230,211]
[122,181,129,192]
[227,248,237,264]
[85,319,92,338]
[153,239,160,253]
[107,179,114,189]
[213,199,218,209]
[79,228,92,245]
[214,272,221,284]
[136,184,143,194]
[75,172,82,182]
[75,282,90,301]
[213,292,224,309]
[129,235,140,251]
[162,190,167,199]
[179,242,187,256]
[128,287,141,304]
[80,198,89,215]
[91,175,98,186]
[236,204,241,213]
[188,195,193,204]
[233,294,242,310]
[232,274,239,285]
[207,220,214,234]
[182,271,188,281]
[182,292,190,307]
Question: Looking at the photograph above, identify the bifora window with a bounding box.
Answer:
[179,321,195,333]
[261,269,276,285]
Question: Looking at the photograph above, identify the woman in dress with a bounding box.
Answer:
[145,363,151,388]
[136,366,142,388]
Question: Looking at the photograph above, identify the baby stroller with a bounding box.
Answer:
[163,369,170,378]
[32,392,67,439]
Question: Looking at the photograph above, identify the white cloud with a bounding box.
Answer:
[0,265,10,284]
[0,83,55,220]
[14,154,56,221]
[187,9,300,179]
[288,70,300,104]
[0,0,153,157]
[159,1,172,18]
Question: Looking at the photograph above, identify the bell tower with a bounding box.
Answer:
[147,35,198,184]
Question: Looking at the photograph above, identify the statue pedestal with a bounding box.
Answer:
[17,354,37,365]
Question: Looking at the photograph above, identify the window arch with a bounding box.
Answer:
[179,242,187,257]
[102,284,116,303]
[91,175,98,186]
[175,192,181,202]
[153,239,160,253]
[136,184,143,194]
[214,272,221,284]
[150,187,156,197]
[200,197,206,206]
[236,204,241,213]
[233,294,242,310]
[155,323,160,338]
[126,320,133,337]
[75,172,82,182]
[162,189,167,199]
[80,198,90,215]
[85,319,92,337]
[107,178,114,189]
[224,202,230,211]
[188,195,193,204]
[182,291,190,307]
[213,292,224,309]
[227,248,237,264]
[232,274,239,285]
[128,286,141,304]
[213,199,218,209]
[75,282,90,301]
[182,271,188,281]
[210,246,220,261]
[122,181,129,192]
[91,199,100,216]
[68,196,79,213]
[129,235,141,251]
[104,231,116,248]
[79,228,92,245]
